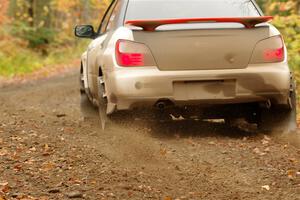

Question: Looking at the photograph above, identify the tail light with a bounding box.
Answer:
[115,39,156,67]
[250,35,285,64]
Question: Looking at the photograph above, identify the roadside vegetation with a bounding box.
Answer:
[0,0,110,77]
[0,0,299,77]
[257,0,300,72]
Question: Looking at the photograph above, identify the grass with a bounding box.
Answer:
[0,40,88,77]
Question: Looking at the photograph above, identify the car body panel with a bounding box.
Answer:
[87,34,108,93]
[105,62,290,110]
[79,0,292,115]
[132,26,271,70]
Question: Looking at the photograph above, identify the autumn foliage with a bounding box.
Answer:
[0,0,299,77]
[0,0,110,76]
[260,0,300,71]
[0,0,9,25]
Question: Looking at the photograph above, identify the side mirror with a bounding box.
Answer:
[75,25,96,39]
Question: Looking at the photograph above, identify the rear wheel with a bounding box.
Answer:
[258,78,297,133]
[222,104,260,128]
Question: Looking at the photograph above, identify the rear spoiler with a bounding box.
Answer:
[125,16,273,31]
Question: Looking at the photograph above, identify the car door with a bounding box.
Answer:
[86,0,118,98]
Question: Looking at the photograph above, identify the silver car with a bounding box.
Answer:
[75,0,297,132]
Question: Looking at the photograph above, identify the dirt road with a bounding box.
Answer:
[0,70,300,200]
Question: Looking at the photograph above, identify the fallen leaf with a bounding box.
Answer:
[0,182,10,193]
[0,149,8,156]
[253,148,266,156]
[56,114,66,118]
[67,191,83,198]
[287,170,297,180]
[0,182,8,187]
[261,185,270,191]
[127,191,133,197]
[10,151,20,160]
[190,192,196,195]
[164,197,172,200]
[29,147,37,152]
[44,144,50,151]
[261,140,269,145]
[263,135,271,141]
[68,178,82,185]
[24,158,35,165]
[108,193,115,197]
[64,127,74,134]
[160,148,167,156]
[41,161,56,171]
[14,164,23,172]
[289,158,298,164]
[48,188,60,194]
[253,148,260,154]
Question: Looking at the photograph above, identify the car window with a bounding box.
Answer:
[99,1,117,34]
[126,0,260,20]
[106,1,122,31]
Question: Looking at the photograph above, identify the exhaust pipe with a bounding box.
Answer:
[156,101,167,110]
[155,100,173,110]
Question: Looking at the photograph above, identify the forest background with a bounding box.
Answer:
[0,0,299,77]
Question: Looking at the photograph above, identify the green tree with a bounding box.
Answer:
[262,0,300,70]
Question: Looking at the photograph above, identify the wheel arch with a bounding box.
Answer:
[99,66,103,77]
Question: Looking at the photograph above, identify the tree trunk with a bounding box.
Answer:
[27,0,34,27]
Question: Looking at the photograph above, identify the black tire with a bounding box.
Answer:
[258,79,297,133]
[223,104,260,128]
[154,110,172,122]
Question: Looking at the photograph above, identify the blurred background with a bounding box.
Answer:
[0,0,110,77]
[0,0,299,78]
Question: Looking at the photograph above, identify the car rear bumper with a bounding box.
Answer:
[106,63,291,110]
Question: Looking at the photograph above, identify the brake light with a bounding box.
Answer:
[115,40,156,67]
[264,47,284,61]
[250,36,285,64]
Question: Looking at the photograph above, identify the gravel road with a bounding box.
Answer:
[0,70,300,200]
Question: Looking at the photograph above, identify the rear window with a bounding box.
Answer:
[126,0,260,20]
